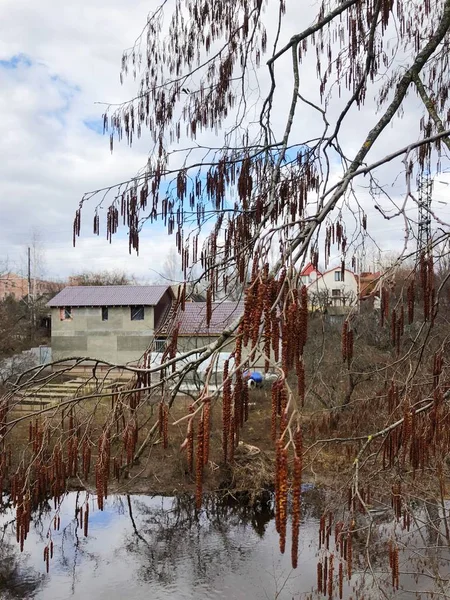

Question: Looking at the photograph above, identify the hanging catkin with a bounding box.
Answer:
[195,417,204,510]
[291,427,303,569]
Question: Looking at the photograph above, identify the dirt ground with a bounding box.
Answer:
[109,390,281,497]
[6,385,355,502]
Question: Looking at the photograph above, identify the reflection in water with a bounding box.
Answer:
[1,488,449,599]
[0,536,42,600]
[0,489,322,600]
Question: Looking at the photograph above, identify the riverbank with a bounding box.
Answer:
[7,386,354,501]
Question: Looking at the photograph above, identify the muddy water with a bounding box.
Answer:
[0,489,446,600]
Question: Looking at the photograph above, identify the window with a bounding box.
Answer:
[131,306,144,321]
[334,271,343,282]
[154,338,166,353]
[331,289,341,297]
[102,307,109,321]
[60,307,72,321]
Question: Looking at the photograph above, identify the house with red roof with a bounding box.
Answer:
[300,263,322,286]
[306,267,359,311]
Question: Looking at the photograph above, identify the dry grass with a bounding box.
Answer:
[5,389,279,498]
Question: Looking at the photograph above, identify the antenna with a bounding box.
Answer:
[417,164,433,255]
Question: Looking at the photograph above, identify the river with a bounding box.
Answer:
[0,488,447,599]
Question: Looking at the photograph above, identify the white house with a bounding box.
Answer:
[306,267,358,310]
[300,263,321,286]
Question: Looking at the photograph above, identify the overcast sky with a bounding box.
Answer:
[1,0,449,283]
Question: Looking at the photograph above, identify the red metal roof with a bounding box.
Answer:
[175,301,244,335]
[301,263,321,276]
[47,285,171,307]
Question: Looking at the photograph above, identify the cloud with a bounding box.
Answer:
[0,0,448,283]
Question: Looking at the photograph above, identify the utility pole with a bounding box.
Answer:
[27,246,34,337]
[27,247,31,299]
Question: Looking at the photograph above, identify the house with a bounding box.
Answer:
[300,263,322,286]
[157,301,244,353]
[0,273,63,302]
[307,267,358,311]
[47,285,173,364]
[0,273,29,300]
[47,284,245,367]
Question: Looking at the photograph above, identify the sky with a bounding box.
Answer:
[1,0,449,283]
[0,0,174,282]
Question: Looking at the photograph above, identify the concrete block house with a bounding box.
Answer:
[47,285,173,364]
[47,286,244,366]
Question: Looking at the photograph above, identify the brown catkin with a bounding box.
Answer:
[407,280,415,324]
[279,387,288,437]
[328,554,334,600]
[206,286,212,326]
[392,543,399,590]
[195,418,204,510]
[296,358,305,406]
[187,419,194,473]
[278,447,288,554]
[271,381,279,441]
[163,404,169,449]
[44,546,49,573]
[347,531,352,580]
[84,502,89,537]
[342,321,348,362]
[222,361,231,462]
[298,285,308,355]
[275,439,282,534]
[203,401,211,466]
[291,453,302,569]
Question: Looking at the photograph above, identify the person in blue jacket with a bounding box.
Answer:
[243,370,264,388]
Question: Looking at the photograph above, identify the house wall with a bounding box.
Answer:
[0,273,61,301]
[308,269,358,309]
[51,305,155,364]
[0,274,28,300]
[154,290,173,330]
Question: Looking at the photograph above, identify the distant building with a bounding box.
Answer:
[307,267,359,311]
[0,273,61,302]
[300,263,321,285]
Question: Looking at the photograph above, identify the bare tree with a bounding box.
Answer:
[3,1,450,596]
[69,270,135,286]
[154,248,183,284]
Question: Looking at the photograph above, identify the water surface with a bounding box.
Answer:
[1,489,448,599]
